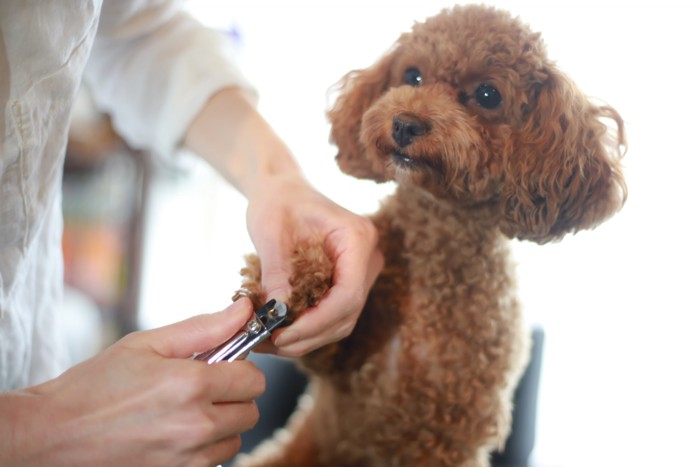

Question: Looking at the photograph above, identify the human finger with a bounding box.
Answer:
[205,359,266,403]
[205,400,260,439]
[194,435,243,467]
[256,248,294,306]
[133,299,254,358]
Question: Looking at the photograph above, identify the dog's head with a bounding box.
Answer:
[328,5,626,243]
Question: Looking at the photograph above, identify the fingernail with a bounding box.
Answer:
[274,330,300,347]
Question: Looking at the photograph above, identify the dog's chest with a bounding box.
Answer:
[368,190,515,390]
[378,290,475,388]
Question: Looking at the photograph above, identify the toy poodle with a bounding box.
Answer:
[234,4,626,466]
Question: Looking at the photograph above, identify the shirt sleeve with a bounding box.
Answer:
[83,0,257,159]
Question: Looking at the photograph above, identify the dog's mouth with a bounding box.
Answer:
[390,150,443,173]
[391,151,415,168]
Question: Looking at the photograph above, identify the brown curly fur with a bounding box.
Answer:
[235,5,626,467]
[240,240,334,320]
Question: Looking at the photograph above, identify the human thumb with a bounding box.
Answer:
[259,254,293,306]
[142,299,254,358]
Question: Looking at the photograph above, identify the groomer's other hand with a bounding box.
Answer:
[2,299,264,467]
[247,172,383,357]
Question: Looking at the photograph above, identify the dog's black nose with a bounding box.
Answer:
[392,114,429,148]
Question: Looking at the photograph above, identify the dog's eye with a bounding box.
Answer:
[475,83,502,109]
[404,68,422,86]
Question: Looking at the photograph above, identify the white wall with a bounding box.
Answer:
[140,2,700,466]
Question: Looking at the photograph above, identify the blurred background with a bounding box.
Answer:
[62,1,699,466]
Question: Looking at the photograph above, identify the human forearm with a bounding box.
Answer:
[184,86,303,197]
[0,390,40,465]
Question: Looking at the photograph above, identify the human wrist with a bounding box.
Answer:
[0,389,55,466]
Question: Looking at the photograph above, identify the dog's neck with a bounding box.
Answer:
[385,184,502,244]
[373,182,516,341]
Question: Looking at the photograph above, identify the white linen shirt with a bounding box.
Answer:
[0,0,253,390]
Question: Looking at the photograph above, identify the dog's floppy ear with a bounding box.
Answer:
[499,68,627,244]
[327,51,396,181]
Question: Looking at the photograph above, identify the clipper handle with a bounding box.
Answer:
[192,299,287,364]
[193,317,270,364]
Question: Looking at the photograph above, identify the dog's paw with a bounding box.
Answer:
[238,253,267,310]
[238,240,333,320]
[286,239,333,320]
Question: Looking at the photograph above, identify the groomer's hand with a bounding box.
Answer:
[0,299,264,467]
[184,86,383,357]
[246,172,383,357]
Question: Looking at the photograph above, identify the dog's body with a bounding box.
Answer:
[236,5,625,466]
